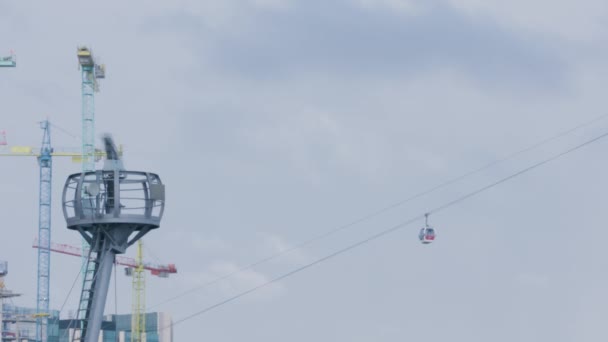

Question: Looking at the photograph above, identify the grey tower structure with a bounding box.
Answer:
[62,135,165,342]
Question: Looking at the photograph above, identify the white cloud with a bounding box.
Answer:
[251,0,292,10]
[259,233,312,265]
[208,261,286,300]
[164,231,232,255]
[137,0,292,30]
[354,0,429,14]
[172,260,286,309]
[446,0,608,41]
[192,236,232,254]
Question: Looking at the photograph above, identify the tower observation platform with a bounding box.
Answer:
[62,135,165,342]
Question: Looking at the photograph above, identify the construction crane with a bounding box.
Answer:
[76,49,147,342]
[3,312,50,341]
[2,121,65,342]
[33,238,175,342]
[32,239,177,278]
[33,238,175,341]
[76,46,104,173]
[76,47,106,327]
[0,121,117,342]
[0,261,22,341]
[131,240,145,342]
[0,50,16,67]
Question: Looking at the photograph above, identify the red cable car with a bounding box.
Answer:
[419,213,436,244]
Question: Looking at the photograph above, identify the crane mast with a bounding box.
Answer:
[76,46,106,326]
[77,46,104,172]
[36,121,52,342]
[132,240,146,342]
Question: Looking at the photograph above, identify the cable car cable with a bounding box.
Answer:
[169,213,421,329]
[427,128,608,216]
[162,128,608,330]
[148,113,608,310]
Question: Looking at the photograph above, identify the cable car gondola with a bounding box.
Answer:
[419,213,436,244]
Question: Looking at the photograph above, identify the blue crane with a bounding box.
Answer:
[36,121,52,342]
[0,122,79,342]
[0,122,110,342]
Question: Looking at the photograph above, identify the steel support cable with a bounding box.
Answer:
[49,122,81,140]
[114,261,118,342]
[163,128,608,331]
[56,265,84,341]
[58,266,84,314]
[148,113,608,310]
[59,234,98,342]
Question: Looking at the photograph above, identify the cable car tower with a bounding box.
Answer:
[63,135,165,342]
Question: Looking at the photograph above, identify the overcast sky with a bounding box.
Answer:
[2,0,608,341]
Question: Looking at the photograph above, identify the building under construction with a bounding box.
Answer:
[1,304,59,342]
[1,304,172,342]
[1,259,173,342]
[60,313,173,342]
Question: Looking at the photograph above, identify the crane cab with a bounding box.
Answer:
[77,46,94,67]
[0,52,16,68]
[419,213,436,244]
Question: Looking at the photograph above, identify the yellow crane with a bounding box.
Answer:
[131,240,146,342]
[127,240,178,342]
[31,238,177,342]
[0,137,117,161]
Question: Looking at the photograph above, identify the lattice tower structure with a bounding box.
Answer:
[131,240,146,342]
[36,121,52,342]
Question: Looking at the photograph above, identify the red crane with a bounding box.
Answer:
[32,239,177,277]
